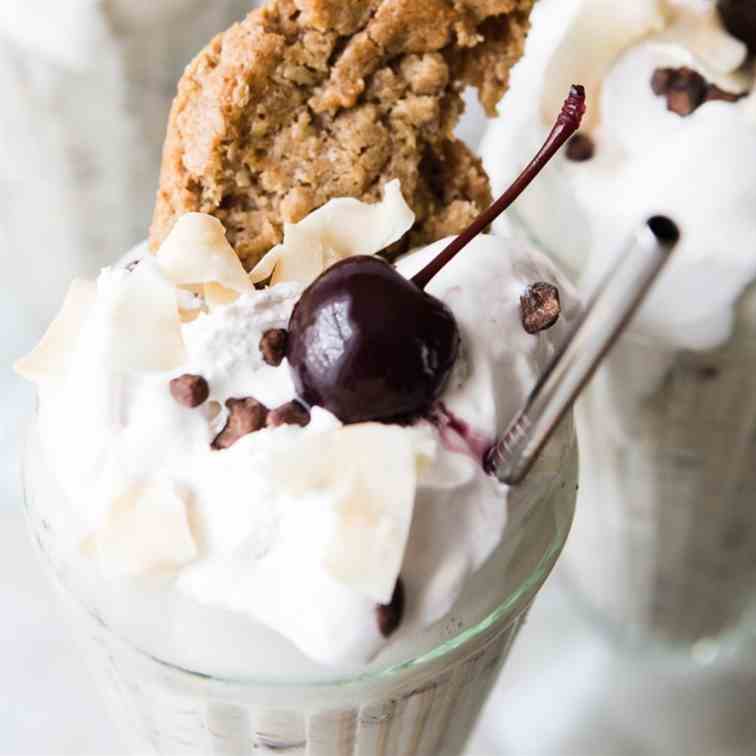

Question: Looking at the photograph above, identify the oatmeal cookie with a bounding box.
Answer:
[150,0,535,267]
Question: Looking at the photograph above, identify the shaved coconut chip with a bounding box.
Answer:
[541,0,667,130]
[204,282,241,309]
[93,480,197,579]
[15,279,96,382]
[275,423,436,604]
[659,5,749,84]
[255,241,325,288]
[106,259,186,372]
[157,213,252,294]
[249,180,415,286]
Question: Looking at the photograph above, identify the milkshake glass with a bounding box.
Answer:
[24,413,576,756]
[17,175,584,754]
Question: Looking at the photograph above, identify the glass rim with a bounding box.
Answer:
[24,415,575,690]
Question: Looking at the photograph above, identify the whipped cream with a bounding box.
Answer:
[482,0,756,353]
[18,186,577,669]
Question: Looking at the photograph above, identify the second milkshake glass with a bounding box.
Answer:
[510,204,756,656]
[478,0,756,658]
[564,279,756,657]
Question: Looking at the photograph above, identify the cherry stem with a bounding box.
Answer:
[412,85,587,290]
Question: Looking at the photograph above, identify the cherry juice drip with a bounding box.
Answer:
[429,403,492,466]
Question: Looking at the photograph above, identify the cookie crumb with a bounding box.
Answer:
[212,398,269,449]
[521,283,561,334]
[170,374,210,408]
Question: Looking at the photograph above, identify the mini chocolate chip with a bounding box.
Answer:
[125,259,141,272]
[212,398,269,450]
[266,401,311,428]
[653,66,745,114]
[260,329,289,367]
[666,67,707,116]
[170,374,209,408]
[718,0,756,55]
[666,87,700,117]
[651,67,674,95]
[565,133,595,162]
[521,282,561,334]
[377,578,405,638]
[705,83,745,104]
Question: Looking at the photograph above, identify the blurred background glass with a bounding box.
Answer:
[478,0,756,661]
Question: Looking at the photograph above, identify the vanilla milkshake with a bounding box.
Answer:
[19,184,579,754]
[482,0,756,651]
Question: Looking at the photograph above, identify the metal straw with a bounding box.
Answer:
[485,215,681,486]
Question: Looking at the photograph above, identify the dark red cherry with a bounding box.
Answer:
[288,256,460,424]
[718,1,756,54]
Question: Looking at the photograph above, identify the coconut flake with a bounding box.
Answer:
[15,279,96,382]
[249,180,415,287]
[104,258,186,373]
[92,480,198,578]
[273,423,435,604]
[157,213,252,294]
[658,4,749,85]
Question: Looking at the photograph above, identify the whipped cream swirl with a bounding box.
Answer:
[18,184,577,667]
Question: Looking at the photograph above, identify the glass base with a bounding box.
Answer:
[558,567,756,668]
[472,575,756,756]
[51,565,530,756]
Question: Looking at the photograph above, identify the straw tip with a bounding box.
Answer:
[647,216,680,248]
